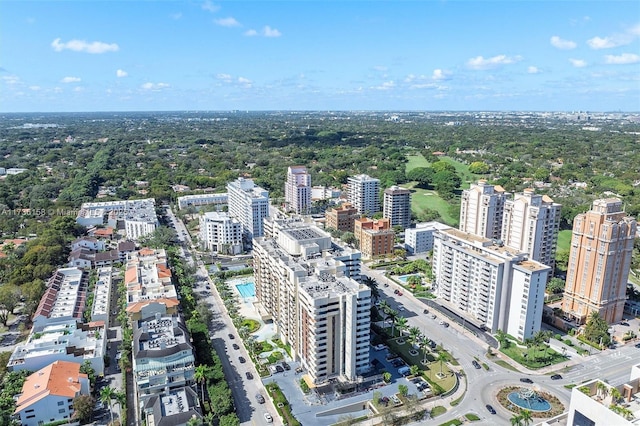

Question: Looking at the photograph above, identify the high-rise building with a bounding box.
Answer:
[227,177,270,242]
[562,199,637,324]
[284,166,312,214]
[501,188,561,269]
[253,217,371,385]
[198,211,243,255]
[325,202,359,232]
[459,180,509,240]
[347,174,380,215]
[383,185,412,229]
[404,222,452,254]
[354,217,395,260]
[433,228,551,341]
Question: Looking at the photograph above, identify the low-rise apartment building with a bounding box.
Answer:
[177,192,228,210]
[76,198,159,240]
[354,217,395,260]
[198,211,243,255]
[404,222,452,254]
[325,202,359,232]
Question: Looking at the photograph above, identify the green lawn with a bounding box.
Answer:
[406,154,431,172]
[437,156,479,189]
[556,230,572,253]
[500,341,568,369]
[406,181,458,226]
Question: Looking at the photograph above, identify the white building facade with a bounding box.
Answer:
[383,185,412,229]
[227,177,270,242]
[459,180,509,240]
[347,174,380,215]
[198,211,243,255]
[404,222,452,254]
[432,228,550,341]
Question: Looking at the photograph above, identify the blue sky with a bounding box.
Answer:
[1,1,639,112]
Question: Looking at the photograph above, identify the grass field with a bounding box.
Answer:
[437,157,479,189]
[406,181,458,226]
[556,230,572,253]
[406,154,431,172]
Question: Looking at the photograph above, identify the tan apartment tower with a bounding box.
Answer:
[325,203,359,232]
[354,217,394,259]
[383,185,412,229]
[562,198,637,324]
[459,180,509,240]
[501,188,561,269]
[347,174,380,215]
[284,166,311,214]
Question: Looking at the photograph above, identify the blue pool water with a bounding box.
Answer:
[236,282,256,298]
[507,392,551,412]
[398,274,420,283]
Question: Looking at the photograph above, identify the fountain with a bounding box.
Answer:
[507,387,552,412]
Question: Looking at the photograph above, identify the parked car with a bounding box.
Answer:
[442,322,450,328]
[264,413,273,423]
[391,395,402,405]
[255,393,265,404]
[232,343,240,350]
[245,371,253,380]
[378,396,390,406]
[282,362,291,370]
[423,309,429,314]
[238,356,246,363]
[551,374,563,380]
[520,378,533,383]
[472,360,481,369]
[228,333,235,339]
[394,289,399,294]
[486,404,496,414]
[275,365,284,373]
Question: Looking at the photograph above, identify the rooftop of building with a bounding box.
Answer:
[33,267,87,322]
[144,387,201,426]
[574,374,640,424]
[299,273,365,299]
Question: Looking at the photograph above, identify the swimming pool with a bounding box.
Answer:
[398,274,420,283]
[236,282,256,298]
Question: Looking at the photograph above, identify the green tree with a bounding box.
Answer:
[437,351,448,375]
[395,316,408,337]
[362,276,380,301]
[398,384,409,397]
[546,277,565,294]
[100,386,115,425]
[409,364,420,376]
[71,394,94,424]
[520,409,533,426]
[510,413,523,426]
[583,312,611,347]
[194,364,209,402]
[468,161,490,174]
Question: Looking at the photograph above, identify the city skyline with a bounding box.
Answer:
[1,1,639,113]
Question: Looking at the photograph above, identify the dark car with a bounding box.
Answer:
[205,285,211,290]
[275,365,284,373]
[245,371,253,380]
[472,360,481,369]
[423,309,429,314]
[550,374,562,380]
[394,289,399,294]
[238,356,246,364]
[228,334,235,340]
[282,362,291,370]
[486,404,496,414]
[255,393,265,404]
[232,343,240,350]
[635,342,640,348]
[520,378,533,383]
[378,396,390,406]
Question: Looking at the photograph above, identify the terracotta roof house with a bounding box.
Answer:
[14,360,90,426]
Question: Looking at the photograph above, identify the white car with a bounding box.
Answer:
[263,413,273,423]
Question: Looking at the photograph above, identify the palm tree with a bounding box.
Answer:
[194,365,208,401]
[436,351,448,375]
[609,386,622,404]
[510,413,523,426]
[378,300,390,316]
[520,409,532,426]
[408,326,421,348]
[495,329,508,348]
[386,309,398,336]
[362,276,380,301]
[114,391,126,423]
[419,338,430,364]
[100,386,115,425]
[395,316,408,337]
[596,381,608,399]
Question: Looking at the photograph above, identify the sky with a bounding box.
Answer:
[1,1,639,112]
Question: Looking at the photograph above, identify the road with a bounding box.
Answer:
[361,262,640,425]
[166,207,280,426]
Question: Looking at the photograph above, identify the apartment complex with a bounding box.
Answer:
[501,188,561,269]
[177,192,228,210]
[132,313,196,406]
[198,211,243,255]
[325,202,359,232]
[433,228,551,341]
[284,166,312,214]
[253,218,371,385]
[227,177,270,242]
[76,198,159,240]
[404,222,452,254]
[383,185,412,229]
[14,361,90,426]
[347,174,380,215]
[354,217,395,260]
[459,180,509,240]
[32,267,88,329]
[562,199,637,324]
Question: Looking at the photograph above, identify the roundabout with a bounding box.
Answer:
[496,385,565,418]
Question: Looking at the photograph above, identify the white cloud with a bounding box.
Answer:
[29,86,41,91]
[216,73,233,82]
[215,17,240,27]
[244,29,258,37]
[527,66,541,74]
[587,36,618,49]
[238,77,252,87]
[373,66,388,72]
[2,75,20,85]
[201,0,219,13]
[604,53,640,65]
[467,54,521,70]
[432,69,448,80]
[569,58,587,67]
[550,36,577,50]
[263,26,282,37]
[587,25,639,50]
[116,69,128,78]
[140,82,170,90]
[61,76,81,83]
[73,86,84,92]
[373,80,395,90]
[51,38,119,54]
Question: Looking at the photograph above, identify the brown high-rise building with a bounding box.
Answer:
[562,198,637,325]
[354,217,394,259]
[325,203,359,232]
